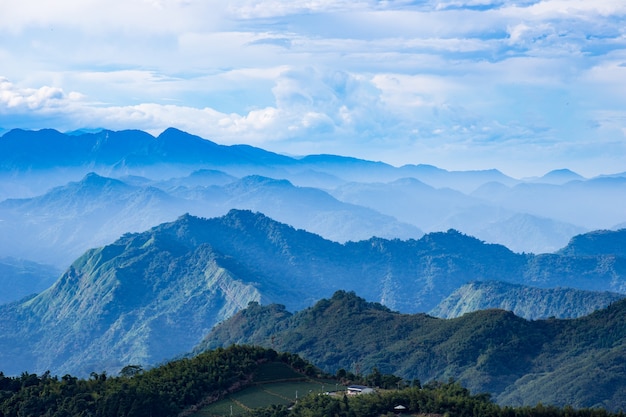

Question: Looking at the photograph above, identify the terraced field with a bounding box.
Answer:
[193,362,345,417]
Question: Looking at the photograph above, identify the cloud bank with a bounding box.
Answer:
[1,0,626,177]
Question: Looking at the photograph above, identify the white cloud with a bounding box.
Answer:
[226,0,374,19]
[371,73,460,109]
[518,0,626,19]
[0,78,83,112]
[0,0,227,34]
[1,0,626,176]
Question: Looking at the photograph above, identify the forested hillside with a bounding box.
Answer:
[0,345,621,417]
[272,382,618,417]
[0,345,304,417]
[199,291,626,410]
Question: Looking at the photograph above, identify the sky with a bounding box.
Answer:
[1,0,626,178]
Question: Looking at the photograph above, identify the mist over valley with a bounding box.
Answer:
[1,128,626,411]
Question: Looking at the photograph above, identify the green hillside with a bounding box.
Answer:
[0,345,621,417]
[198,291,626,411]
[0,345,288,417]
[194,362,337,417]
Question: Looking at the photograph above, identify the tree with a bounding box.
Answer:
[120,364,144,378]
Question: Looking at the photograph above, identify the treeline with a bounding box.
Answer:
[249,380,625,417]
[201,291,626,409]
[0,345,309,417]
[1,345,624,417]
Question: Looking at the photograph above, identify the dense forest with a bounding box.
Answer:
[0,345,624,417]
[0,345,304,417]
[198,291,626,410]
[251,381,624,417]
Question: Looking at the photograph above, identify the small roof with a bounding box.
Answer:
[394,405,407,410]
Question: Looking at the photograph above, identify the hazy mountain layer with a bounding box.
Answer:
[1,127,624,257]
[0,172,422,268]
[0,258,59,304]
[429,280,625,320]
[199,290,626,410]
[1,211,625,377]
[329,179,587,253]
[471,178,626,231]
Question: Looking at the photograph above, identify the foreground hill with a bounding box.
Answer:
[0,211,625,377]
[199,291,626,410]
[2,344,615,417]
[0,345,311,417]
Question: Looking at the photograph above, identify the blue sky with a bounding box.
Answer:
[1,0,625,177]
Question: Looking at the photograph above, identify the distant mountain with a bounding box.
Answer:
[210,175,424,243]
[199,290,626,410]
[0,173,184,266]
[0,127,518,197]
[297,158,519,193]
[470,213,587,254]
[154,169,238,189]
[329,177,480,230]
[429,280,625,320]
[0,128,292,171]
[330,178,586,253]
[471,177,626,231]
[0,128,297,200]
[535,169,585,184]
[0,258,59,304]
[0,172,422,268]
[1,127,623,256]
[1,211,626,377]
[398,164,519,192]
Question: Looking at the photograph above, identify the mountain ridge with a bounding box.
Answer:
[1,127,624,257]
[198,290,626,410]
[1,211,626,377]
[429,280,625,319]
[0,171,424,268]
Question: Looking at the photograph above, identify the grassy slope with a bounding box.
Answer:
[193,362,338,417]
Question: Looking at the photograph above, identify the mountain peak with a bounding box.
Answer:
[558,229,626,257]
[538,168,584,184]
[234,175,293,188]
[63,173,131,196]
[156,127,218,146]
[79,172,123,186]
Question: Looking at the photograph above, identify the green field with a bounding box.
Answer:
[192,363,345,417]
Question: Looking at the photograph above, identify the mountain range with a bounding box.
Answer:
[1,128,625,269]
[0,210,625,379]
[430,280,625,320]
[0,171,423,268]
[1,127,626,410]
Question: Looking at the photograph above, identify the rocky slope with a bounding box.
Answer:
[0,211,625,377]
